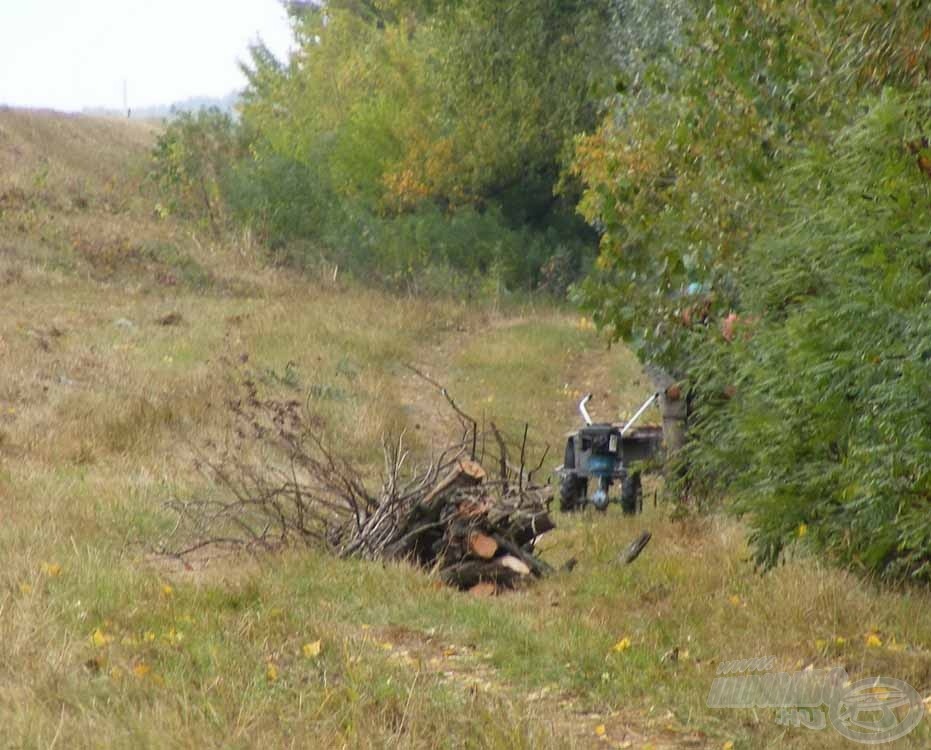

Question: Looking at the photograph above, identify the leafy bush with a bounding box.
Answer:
[149,108,242,234]
[314,202,595,296]
[688,92,931,581]
[223,0,606,294]
[572,1,931,581]
[573,0,931,373]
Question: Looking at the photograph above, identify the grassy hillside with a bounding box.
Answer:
[0,110,929,748]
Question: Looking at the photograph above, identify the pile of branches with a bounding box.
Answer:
[163,375,555,591]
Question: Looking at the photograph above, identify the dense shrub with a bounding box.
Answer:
[149,108,242,234]
[689,93,931,580]
[573,1,931,580]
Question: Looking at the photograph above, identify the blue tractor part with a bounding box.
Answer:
[556,393,661,513]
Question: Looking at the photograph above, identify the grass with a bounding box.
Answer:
[0,109,929,748]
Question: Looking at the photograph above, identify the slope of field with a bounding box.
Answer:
[0,110,929,749]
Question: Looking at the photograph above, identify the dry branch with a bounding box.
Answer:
[162,375,555,591]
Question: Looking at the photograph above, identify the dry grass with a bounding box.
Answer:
[0,110,928,748]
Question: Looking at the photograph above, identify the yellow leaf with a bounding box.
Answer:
[91,628,112,648]
[835,636,846,647]
[132,662,151,679]
[302,640,322,659]
[594,724,606,736]
[143,631,156,643]
[612,637,632,653]
[266,662,279,682]
[866,633,882,648]
[722,742,735,750]
[161,584,174,598]
[797,523,808,538]
[815,639,827,651]
[41,562,62,577]
[162,628,184,645]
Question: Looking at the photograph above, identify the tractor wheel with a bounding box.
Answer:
[621,472,643,515]
[559,476,587,512]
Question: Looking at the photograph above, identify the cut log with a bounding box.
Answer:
[469,532,498,560]
[469,582,497,597]
[491,534,553,577]
[421,459,486,508]
[458,459,486,482]
[371,456,552,591]
[497,555,531,576]
[440,560,517,588]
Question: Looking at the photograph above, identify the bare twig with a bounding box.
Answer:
[403,363,477,459]
[162,371,555,591]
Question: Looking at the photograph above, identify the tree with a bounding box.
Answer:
[231,0,610,289]
[150,108,241,235]
[572,0,931,579]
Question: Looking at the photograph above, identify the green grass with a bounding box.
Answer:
[0,109,929,749]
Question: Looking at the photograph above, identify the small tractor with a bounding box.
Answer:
[556,393,663,513]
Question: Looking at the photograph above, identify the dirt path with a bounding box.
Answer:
[396,310,653,451]
[394,313,529,445]
[371,623,710,749]
[388,316,706,749]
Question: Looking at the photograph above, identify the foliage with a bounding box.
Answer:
[689,93,931,580]
[149,108,243,234]
[573,0,931,580]
[223,0,608,291]
[573,0,931,372]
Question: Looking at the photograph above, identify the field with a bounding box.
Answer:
[0,109,929,748]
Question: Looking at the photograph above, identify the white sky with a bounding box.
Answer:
[0,1,294,112]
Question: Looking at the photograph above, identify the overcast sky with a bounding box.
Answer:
[0,1,294,112]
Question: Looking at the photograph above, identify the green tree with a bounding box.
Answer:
[573,0,931,579]
[150,108,241,235]
[231,0,611,290]
[573,0,931,373]
[698,92,931,580]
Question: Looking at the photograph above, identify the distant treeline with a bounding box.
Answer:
[85,92,238,120]
[151,0,931,584]
[152,0,612,296]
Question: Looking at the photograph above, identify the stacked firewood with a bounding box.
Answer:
[165,374,555,592]
[374,458,555,591]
